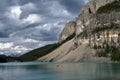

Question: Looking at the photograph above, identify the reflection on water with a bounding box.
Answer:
[0,62,120,80]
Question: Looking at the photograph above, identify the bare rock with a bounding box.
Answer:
[58,22,76,43]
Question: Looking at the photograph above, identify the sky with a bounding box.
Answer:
[0,0,90,56]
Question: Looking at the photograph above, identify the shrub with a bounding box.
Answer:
[97,1,120,14]
[91,25,120,34]
[110,47,120,61]
[96,46,120,61]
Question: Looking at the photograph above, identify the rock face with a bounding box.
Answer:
[38,0,120,62]
[76,0,117,35]
[75,0,120,48]
[58,22,76,43]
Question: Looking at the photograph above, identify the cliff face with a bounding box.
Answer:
[75,0,120,48]
[76,0,116,35]
[37,0,120,62]
[74,0,120,61]
[58,22,76,43]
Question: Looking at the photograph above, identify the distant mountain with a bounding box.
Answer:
[0,54,18,62]
[0,55,8,62]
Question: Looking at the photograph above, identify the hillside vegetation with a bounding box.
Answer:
[17,33,75,61]
[97,1,120,14]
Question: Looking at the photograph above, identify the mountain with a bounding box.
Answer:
[18,32,75,61]
[17,43,59,61]
[0,55,9,62]
[58,22,76,43]
[0,55,18,62]
[20,0,120,62]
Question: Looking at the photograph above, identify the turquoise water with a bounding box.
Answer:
[0,62,120,80]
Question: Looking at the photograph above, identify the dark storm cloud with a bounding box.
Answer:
[0,0,91,55]
[39,27,60,41]
[23,23,40,29]
[0,0,90,40]
[0,32,8,37]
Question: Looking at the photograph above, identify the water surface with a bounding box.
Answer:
[0,62,120,80]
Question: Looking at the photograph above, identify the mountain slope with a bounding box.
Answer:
[17,43,59,61]
[37,39,74,62]
[18,33,75,61]
[37,0,120,62]
[20,0,120,62]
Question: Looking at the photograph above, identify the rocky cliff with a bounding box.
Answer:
[76,0,120,44]
[58,22,76,43]
[37,0,120,62]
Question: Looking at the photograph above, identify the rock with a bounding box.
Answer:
[76,0,119,35]
[75,0,120,46]
[37,39,74,62]
[58,22,76,43]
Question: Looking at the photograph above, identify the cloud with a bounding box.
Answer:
[1,0,88,37]
[24,38,39,43]
[84,0,91,3]
[0,37,53,56]
[0,0,90,56]
[10,6,22,18]
[22,14,42,24]
[59,0,85,14]
[0,42,14,49]
[20,2,37,19]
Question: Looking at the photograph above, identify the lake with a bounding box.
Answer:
[0,62,120,80]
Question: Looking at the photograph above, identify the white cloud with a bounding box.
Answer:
[4,6,42,29]
[5,6,25,26]
[20,2,38,19]
[42,23,52,31]
[5,6,22,21]
[24,38,39,43]
[0,37,54,56]
[84,0,90,3]
[11,45,31,53]
[23,14,42,24]
[0,52,4,55]
[0,39,33,56]
[0,42,14,49]
[10,6,22,18]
